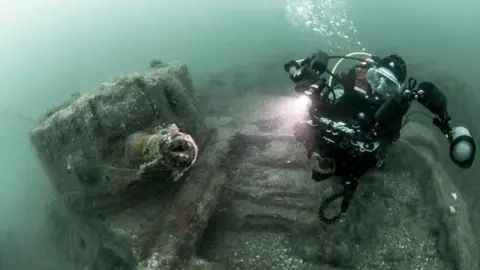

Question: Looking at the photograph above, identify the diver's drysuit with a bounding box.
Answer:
[284,51,476,224]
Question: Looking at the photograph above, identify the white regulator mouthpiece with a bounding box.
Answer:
[450,126,476,169]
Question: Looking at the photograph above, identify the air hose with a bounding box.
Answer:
[318,176,359,225]
[328,52,373,87]
[318,191,346,225]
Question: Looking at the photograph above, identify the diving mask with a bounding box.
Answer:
[366,67,403,97]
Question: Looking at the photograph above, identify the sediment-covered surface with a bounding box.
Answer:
[14,58,478,270]
[195,86,478,270]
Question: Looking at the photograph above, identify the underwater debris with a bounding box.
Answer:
[125,123,198,181]
[31,60,215,269]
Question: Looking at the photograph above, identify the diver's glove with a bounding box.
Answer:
[449,126,476,169]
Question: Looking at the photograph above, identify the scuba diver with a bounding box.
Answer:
[283,50,476,224]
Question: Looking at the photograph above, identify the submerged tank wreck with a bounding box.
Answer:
[29,60,478,270]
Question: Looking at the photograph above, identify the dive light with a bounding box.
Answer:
[294,90,314,116]
[449,126,476,169]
